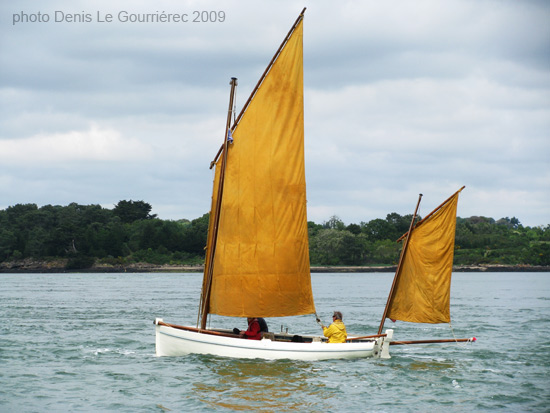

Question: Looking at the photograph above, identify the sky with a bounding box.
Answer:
[1,0,549,227]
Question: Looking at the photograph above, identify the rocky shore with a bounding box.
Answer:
[1,258,549,273]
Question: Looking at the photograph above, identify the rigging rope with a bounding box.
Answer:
[314,311,324,328]
[233,87,237,125]
[449,323,469,347]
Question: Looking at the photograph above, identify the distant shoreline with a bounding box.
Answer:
[1,259,549,273]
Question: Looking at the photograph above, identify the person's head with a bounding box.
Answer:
[333,311,343,321]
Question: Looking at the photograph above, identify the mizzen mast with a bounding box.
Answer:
[378,194,422,335]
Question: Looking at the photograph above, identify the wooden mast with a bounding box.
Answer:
[199,77,238,330]
[378,194,423,335]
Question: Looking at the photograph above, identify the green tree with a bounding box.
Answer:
[362,218,394,241]
[346,223,361,235]
[372,239,401,265]
[181,214,210,255]
[323,215,345,230]
[1,200,548,267]
[0,229,16,260]
[307,221,324,238]
[113,200,156,223]
[309,229,364,265]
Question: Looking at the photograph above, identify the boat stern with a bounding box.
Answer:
[374,329,393,359]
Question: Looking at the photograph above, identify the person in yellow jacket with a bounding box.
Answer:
[321,311,347,343]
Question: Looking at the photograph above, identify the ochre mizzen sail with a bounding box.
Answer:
[387,189,463,324]
[204,19,315,318]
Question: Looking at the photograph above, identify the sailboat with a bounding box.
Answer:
[154,9,473,360]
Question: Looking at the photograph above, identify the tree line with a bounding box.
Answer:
[0,201,548,269]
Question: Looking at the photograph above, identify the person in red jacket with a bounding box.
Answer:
[233,317,269,340]
[240,317,262,340]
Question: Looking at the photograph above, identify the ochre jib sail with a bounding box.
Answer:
[200,15,315,320]
[385,187,464,325]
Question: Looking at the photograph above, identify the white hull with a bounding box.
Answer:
[155,319,393,360]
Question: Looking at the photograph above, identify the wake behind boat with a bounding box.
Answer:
[154,8,473,360]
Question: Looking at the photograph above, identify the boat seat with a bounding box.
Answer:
[261,332,275,340]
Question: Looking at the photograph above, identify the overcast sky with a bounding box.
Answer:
[1,0,549,227]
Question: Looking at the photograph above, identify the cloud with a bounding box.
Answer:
[0,0,549,227]
[0,125,151,164]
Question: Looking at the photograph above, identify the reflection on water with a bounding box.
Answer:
[193,355,327,411]
[407,360,456,371]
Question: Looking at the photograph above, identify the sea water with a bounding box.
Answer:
[1,272,549,412]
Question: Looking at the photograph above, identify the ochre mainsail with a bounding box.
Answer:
[201,16,315,319]
[386,188,463,324]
